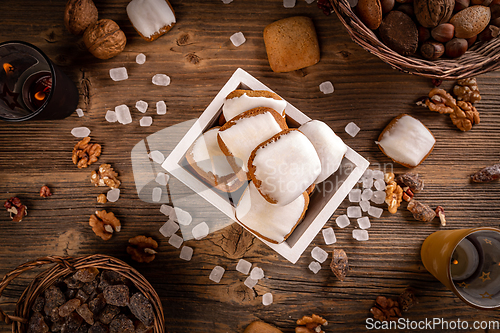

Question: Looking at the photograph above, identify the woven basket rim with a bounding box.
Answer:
[0,254,165,333]
[330,0,500,79]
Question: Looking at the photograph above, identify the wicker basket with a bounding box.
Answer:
[0,255,165,333]
[330,0,500,79]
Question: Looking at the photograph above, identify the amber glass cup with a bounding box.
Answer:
[421,227,500,309]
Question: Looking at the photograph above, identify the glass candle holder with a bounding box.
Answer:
[421,227,500,309]
[0,41,78,121]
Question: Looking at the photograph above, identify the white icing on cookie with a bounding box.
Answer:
[223,94,287,121]
[127,0,176,38]
[190,127,235,177]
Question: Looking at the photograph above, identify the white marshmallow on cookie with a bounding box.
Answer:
[236,182,309,244]
[222,90,287,122]
[248,129,321,206]
[299,120,347,184]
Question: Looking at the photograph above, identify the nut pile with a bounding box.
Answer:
[27,268,154,333]
[370,288,417,322]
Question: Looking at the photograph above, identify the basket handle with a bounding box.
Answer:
[0,256,76,325]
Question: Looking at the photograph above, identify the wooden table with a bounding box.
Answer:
[1,1,500,332]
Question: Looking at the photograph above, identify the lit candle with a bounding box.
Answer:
[451,238,480,281]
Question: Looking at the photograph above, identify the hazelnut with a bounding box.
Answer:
[454,0,470,11]
[445,38,468,57]
[396,3,415,17]
[466,35,478,46]
[64,0,98,35]
[478,24,500,40]
[490,17,500,26]
[421,41,445,59]
[414,0,455,28]
[418,26,431,43]
[431,23,455,42]
[83,19,126,60]
[381,0,396,13]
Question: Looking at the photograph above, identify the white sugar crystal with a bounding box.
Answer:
[152,187,162,202]
[306,0,316,3]
[105,110,118,123]
[109,67,128,81]
[372,170,385,180]
[244,276,258,289]
[336,214,350,228]
[322,227,336,245]
[345,122,360,137]
[362,169,373,179]
[374,179,386,191]
[371,191,386,205]
[361,189,373,201]
[311,246,328,263]
[349,189,361,203]
[309,261,321,274]
[136,53,146,64]
[230,32,246,47]
[149,150,165,164]
[140,116,153,127]
[262,293,273,306]
[160,204,174,217]
[250,267,265,280]
[347,206,362,218]
[159,219,179,238]
[106,188,120,202]
[236,259,252,275]
[363,177,374,189]
[76,108,84,117]
[353,229,369,241]
[359,200,371,212]
[368,206,384,218]
[348,0,359,6]
[155,172,169,186]
[173,207,192,225]
[357,216,371,229]
[222,0,234,3]
[192,222,209,240]
[180,246,193,261]
[71,127,91,138]
[115,104,132,124]
[319,81,334,94]
[168,234,183,248]
[284,0,296,7]
[135,100,148,113]
[209,266,225,283]
[156,101,167,115]
[152,74,170,86]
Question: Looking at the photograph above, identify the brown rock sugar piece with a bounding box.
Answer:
[74,267,100,283]
[263,16,320,73]
[27,312,49,333]
[61,312,84,333]
[88,293,106,315]
[109,314,135,333]
[58,298,81,317]
[129,293,155,327]
[379,11,418,55]
[89,322,108,333]
[330,249,349,281]
[76,303,95,325]
[44,285,66,316]
[99,304,121,324]
[104,285,130,306]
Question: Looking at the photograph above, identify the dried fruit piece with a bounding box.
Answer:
[72,137,102,168]
[76,303,94,325]
[104,285,130,306]
[3,197,28,222]
[28,311,49,333]
[127,235,158,263]
[58,298,81,317]
[40,185,52,197]
[129,293,154,327]
[407,199,436,222]
[398,288,417,312]
[74,267,100,283]
[370,296,402,322]
[395,173,424,193]
[91,164,121,189]
[99,304,121,324]
[471,163,500,182]
[109,314,135,333]
[296,314,328,333]
[330,249,348,282]
[89,210,121,241]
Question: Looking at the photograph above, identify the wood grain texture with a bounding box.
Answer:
[0,1,500,332]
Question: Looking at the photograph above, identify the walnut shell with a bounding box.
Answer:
[64,0,98,35]
[83,19,126,60]
[414,0,455,28]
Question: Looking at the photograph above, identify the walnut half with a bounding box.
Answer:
[91,164,121,189]
[296,314,328,333]
[89,210,121,241]
[72,137,101,169]
[127,235,158,263]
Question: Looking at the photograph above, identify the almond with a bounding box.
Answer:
[450,5,491,38]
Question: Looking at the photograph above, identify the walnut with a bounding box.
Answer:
[451,101,480,131]
[3,197,27,222]
[370,296,402,322]
[40,185,52,198]
[425,88,455,114]
[97,194,107,204]
[414,0,454,28]
[72,137,101,169]
[296,314,328,333]
[91,164,120,189]
[398,288,417,312]
[83,19,126,59]
[64,0,98,35]
[453,78,481,103]
[127,236,158,263]
[385,177,403,214]
[89,210,121,241]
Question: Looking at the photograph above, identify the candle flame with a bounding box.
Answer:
[34,91,46,101]
[452,259,459,265]
[3,63,14,74]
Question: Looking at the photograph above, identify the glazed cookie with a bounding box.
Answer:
[236,182,309,244]
[127,0,176,42]
[248,129,321,206]
[222,89,287,122]
[217,107,288,173]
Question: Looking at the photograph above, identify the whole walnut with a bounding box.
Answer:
[83,19,126,59]
[414,0,455,28]
[64,0,98,35]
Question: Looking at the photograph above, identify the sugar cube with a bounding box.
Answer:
[230,32,246,47]
[362,169,373,179]
[363,177,374,189]
[106,188,120,202]
[168,234,183,248]
[244,276,258,289]
[311,246,328,263]
[180,246,193,261]
[236,259,252,275]
[357,216,371,229]
[262,293,273,306]
[372,170,385,180]
[149,150,165,164]
[359,200,371,212]
[345,122,360,137]
[109,67,128,81]
[319,81,334,94]
[361,189,373,201]
[347,206,362,218]
[159,219,179,238]
[173,207,192,226]
[192,222,209,240]
[309,261,321,274]
[156,101,167,115]
[155,172,169,186]
[71,127,91,138]
[250,267,265,280]
[135,100,148,113]
[222,0,234,3]
[105,110,117,123]
[152,74,170,86]
[115,104,132,124]
[374,179,386,191]
[371,191,386,204]
[136,53,146,64]
[160,204,174,217]
[152,187,162,202]
[353,229,369,241]
[349,189,361,202]
[209,266,225,283]
[76,108,84,117]
[284,0,296,7]
[336,214,350,228]
[140,116,153,127]
[322,227,336,245]
[368,206,383,218]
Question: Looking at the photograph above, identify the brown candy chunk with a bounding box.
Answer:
[61,312,83,333]
[88,293,107,315]
[27,312,49,333]
[99,304,121,324]
[396,173,424,192]
[109,314,135,333]
[471,163,500,182]
[129,293,154,327]
[89,322,109,333]
[76,303,95,325]
[64,276,84,289]
[104,285,130,306]
[82,280,98,295]
[135,321,154,333]
[330,249,349,282]
[44,285,66,316]
[31,296,45,313]
[59,298,81,317]
[407,199,436,222]
[379,11,418,55]
[74,267,100,283]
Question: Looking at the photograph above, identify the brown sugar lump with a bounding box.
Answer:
[377,114,435,168]
[127,0,176,42]
[223,90,287,122]
[236,182,309,244]
[185,127,245,192]
[263,16,320,73]
[299,120,347,184]
[217,107,288,173]
[248,129,321,206]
